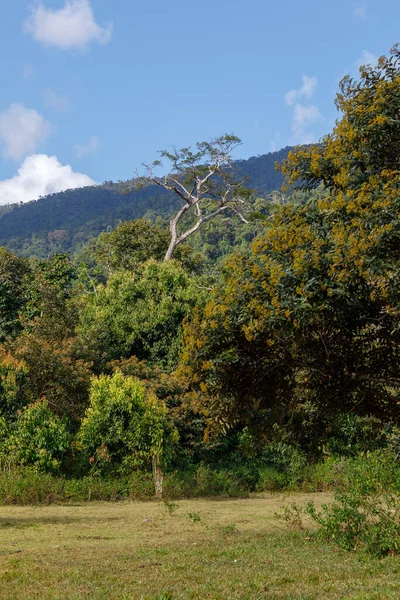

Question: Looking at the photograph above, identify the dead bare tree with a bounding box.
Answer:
[138,134,251,261]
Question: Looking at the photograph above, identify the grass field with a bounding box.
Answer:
[1,493,400,599]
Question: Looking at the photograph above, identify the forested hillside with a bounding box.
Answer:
[0,147,291,258]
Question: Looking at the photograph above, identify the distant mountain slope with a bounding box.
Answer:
[233,146,292,195]
[0,146,292,257]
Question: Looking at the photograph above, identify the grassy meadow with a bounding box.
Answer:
[1,493,400,599]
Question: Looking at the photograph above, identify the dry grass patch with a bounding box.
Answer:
[0,493,399,599]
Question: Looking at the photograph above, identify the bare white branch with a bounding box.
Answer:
[137,134,250,260]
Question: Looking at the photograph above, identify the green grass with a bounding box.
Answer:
[0,493,399,599]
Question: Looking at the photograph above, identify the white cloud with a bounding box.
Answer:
[355,49,378,71]
[270,130,283,152]
[0,104,51,161]
[23,0,113,50]
[45,89,69,112]
[75,135,100,158]
[292,104,324,144]
[284,89,297,107]
[285,75,317,106]
[0,154,96,205]
[22,63,35,79]
[284,76,324,144]
[300,75,318,99]
[354,2,367,20]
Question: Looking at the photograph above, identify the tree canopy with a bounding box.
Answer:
[0,47,398,487]
[179,47,400,446]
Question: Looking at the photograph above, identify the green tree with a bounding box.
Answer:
[79,371,178,496]
[95,219,170,272]
[10,253,92,424]
[12,333,92,423]
[109,356,210,469]
[6,400,71,473]
[23,253,77,340]
[94,218,204,274]
[77,259,206,369]
[0,347,27,420]
[0,248,31,341]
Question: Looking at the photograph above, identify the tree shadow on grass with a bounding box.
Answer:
[0,514,121,529]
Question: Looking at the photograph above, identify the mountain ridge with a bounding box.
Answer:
[0,146,293,257]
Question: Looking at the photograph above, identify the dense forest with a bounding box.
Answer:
[0,48,399,534]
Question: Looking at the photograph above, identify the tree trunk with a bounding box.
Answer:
[164,238,176,261]
[152,454,163,498]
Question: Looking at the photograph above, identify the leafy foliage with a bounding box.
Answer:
[79,371,178,475]
[95,219,170,272]
[94,218,203,274]
[77,259,206,369]
[0,347,27,420]
[179,46,400,443]
[305,451,400,556]
[12,333,92,422]
[0,248,30,341]
[23,254,77,339]
[6,401,71,474]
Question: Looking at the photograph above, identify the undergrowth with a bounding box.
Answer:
[277,450,400,557]
[1,451,399,509]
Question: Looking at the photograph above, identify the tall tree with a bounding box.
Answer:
[13,254,91,423]
[138,134,251,260]
[179,47,400,445]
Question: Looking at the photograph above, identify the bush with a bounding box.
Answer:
[63,473,154,502]
[164,464,265,498]
[256,467,290,491]
[0,465,259,504]
[0,468,65,504]
[0,469,156,504]
[306,456,347,492]
[164,464,253,498]
[258,443,307,487]
[195,464,246,497]
[305,451,400,556]
[325,415,387,457]
[6,401,71,474]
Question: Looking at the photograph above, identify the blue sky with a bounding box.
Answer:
[0,0,398,204]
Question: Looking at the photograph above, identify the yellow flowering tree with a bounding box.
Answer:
[179,46,400,447]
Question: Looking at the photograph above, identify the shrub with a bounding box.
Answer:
[6,401,71,474]
[164,465,257,498]
[305,451,400,556]
[325,414,387,457]
[259,443,307,487]
[194,464,251,497]
[256,467,290,491]
[306,456,347,492]
[0,468,65,504]
[0,469,156,504]
[63,473,154,502]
